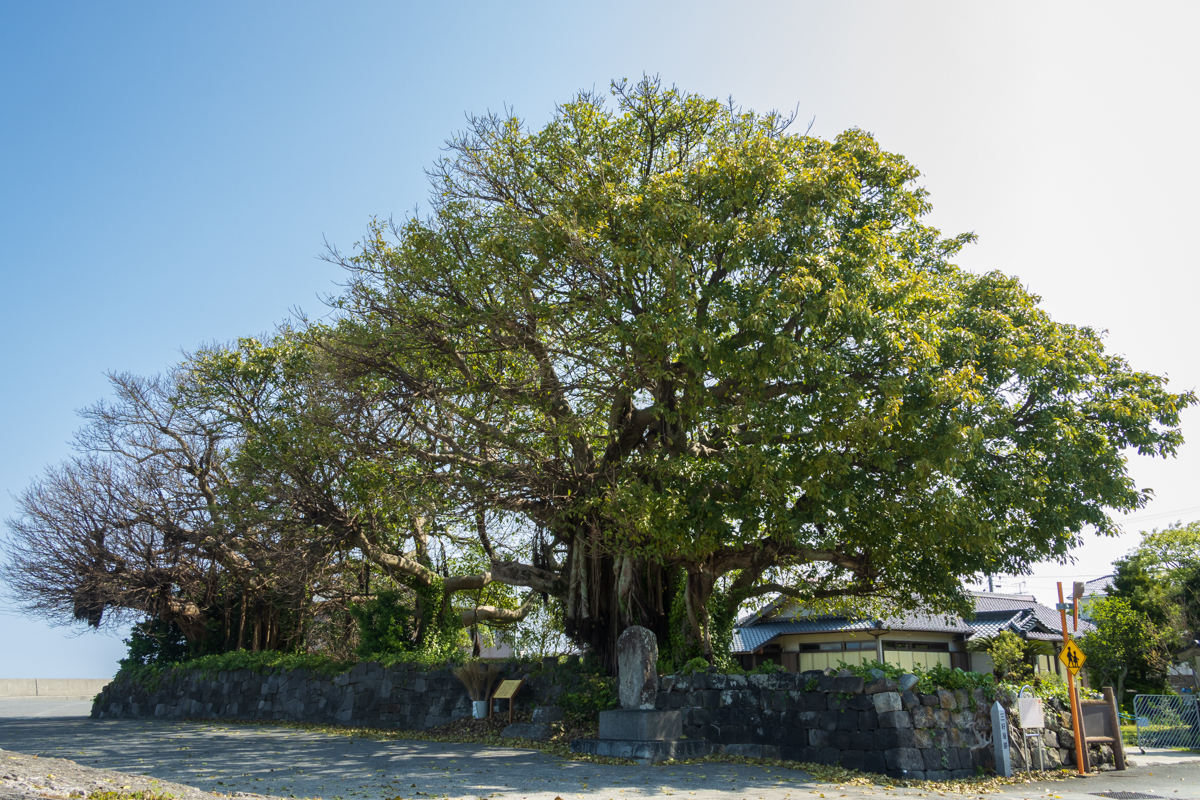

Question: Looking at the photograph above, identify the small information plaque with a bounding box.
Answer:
[493,679,522,700]
[491,678,524,722]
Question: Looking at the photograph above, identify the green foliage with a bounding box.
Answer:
[1079,596,1172,708]
[1112,521,1200,638]
[678,657,711,674]
[559,674,618,720]
[119,619,191,670]
[838,659,905,681]
[967,631,1031,682]
[88,791,177,800]
[750,660,783,675]
[349,590,419,659]
[836,659,994,699]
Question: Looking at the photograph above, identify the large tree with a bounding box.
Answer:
[5,79,1191,671]
[317,78,1193,668]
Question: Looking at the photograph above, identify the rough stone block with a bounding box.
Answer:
[937,689,956,709]
[859,709,878,730]
[832,676,865,694]
[875,727,915,750]
[864,678,898,695]
[863,750,887,775]
[839,750,865,770]
[531,705,564,724]
[923,748,951,770]
[878,711,912,729]
[885,747,925,771]
[818,747,840,765]
[897,674,919,692]
[911,706,937,728]
[925,769,950,781]
[599,709,682,741]
[848,695,874,711]
[873,692,903,714]
[920,694,939,707]
[850,730,875,750]
[901,690,920,710]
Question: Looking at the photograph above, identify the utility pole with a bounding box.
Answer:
[1058,582,1088,774]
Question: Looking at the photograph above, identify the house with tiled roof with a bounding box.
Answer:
[731,599,975,674]
[966,590,1095,676]
[730,590,1093,678]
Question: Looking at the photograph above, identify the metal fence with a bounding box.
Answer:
[1133,694,1200,749]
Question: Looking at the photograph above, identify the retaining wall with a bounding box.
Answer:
[92,659,583,730]
[654,670,1090,779]
[92,663,1097,778]
[0,679,110,698]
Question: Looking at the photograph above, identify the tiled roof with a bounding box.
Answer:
[966,593,1095,639]
[731,591,1096,654]
[731,611,972,653]
[1084,575,1115,595]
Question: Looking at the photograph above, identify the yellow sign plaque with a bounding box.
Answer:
[1059,639,1087,675]
[492,679,523,700]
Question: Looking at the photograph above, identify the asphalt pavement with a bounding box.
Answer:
[0,715,1195,800]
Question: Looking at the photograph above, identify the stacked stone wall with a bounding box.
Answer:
[92,658,583,730]
[93,662,1098,778]
[655,670,1091,780]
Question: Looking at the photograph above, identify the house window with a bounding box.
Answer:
[881,640,952,671]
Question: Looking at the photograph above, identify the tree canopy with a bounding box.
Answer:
[4,78,1193,670]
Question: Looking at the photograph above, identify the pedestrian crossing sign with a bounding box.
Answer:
[1059,639,1086,675]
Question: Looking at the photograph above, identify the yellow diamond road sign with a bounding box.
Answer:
[1059,639,1087,675]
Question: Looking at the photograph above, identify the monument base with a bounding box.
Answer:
[570,737,711,764]
[598,709,682,740]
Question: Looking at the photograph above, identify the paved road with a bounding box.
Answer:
[0,717,1196,800]
[0,699,94,718]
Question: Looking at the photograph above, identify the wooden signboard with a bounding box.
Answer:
[490,679,524,722]
[1078,688,1127,771]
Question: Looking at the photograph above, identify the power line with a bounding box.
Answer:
[1115,504,1200,526]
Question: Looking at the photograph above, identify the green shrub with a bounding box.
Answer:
[678,657,710,674]
[751,660,783,674]
[349,590,420,659]
[119,619,190,669]
[559,674,617,719]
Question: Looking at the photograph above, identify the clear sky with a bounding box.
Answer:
[2,2,1198,677]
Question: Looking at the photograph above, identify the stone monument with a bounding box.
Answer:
[991,701,1014,777]
[570,626,709,763]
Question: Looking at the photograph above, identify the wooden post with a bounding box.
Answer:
[1103,687,1127,770]
[1059,582,1088,775]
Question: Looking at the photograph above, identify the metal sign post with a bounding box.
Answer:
[1058,582,1088,774]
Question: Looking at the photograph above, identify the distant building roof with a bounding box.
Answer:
[731,606,973,654]
[1084,575,1115,596]
[731,590,1093,654]
[967,592,1095,641]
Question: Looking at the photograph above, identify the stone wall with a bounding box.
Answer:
[655,670,992,780]
[92,658,587,730]
[93,662,1098,778]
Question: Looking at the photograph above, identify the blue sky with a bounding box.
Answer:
[3,2,1199,677]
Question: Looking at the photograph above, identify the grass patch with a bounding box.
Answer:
[88,792,177,800]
